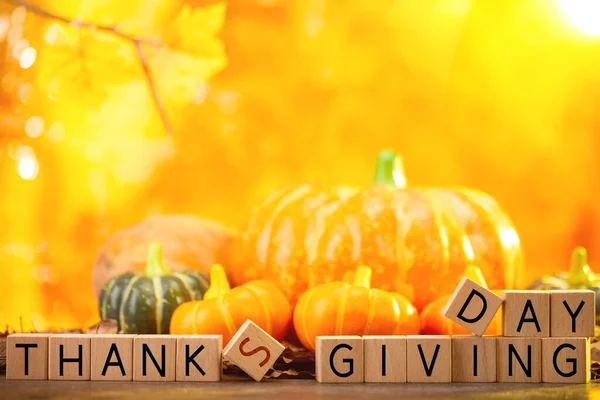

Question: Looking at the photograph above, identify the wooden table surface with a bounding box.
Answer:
[2,375,599,400]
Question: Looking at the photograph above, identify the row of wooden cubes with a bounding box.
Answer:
[445,287,596,337]
[6,334,223,381]
[317,335,591,384]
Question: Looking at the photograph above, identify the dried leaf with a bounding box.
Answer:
[86,319,119,334]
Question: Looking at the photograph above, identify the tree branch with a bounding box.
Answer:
[7,0,173,135]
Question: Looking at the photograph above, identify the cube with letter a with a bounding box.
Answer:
[442,277,503,336]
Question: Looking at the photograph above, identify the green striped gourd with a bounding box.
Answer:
[99,241,209,333]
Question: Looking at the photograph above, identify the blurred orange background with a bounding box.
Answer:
[0,0,599,331]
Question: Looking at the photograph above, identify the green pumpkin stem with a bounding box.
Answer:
[145,241,172,277]
[567,246,596,287]
[372,150,407,188]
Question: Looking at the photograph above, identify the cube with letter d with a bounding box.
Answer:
[442,277,504,336]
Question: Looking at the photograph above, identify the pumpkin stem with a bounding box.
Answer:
[145,241,172,277]
[204,264,231,299]
[567,247,596,287]
[353,265,372,289]
[372,150,407,188]
[464,265,488,289]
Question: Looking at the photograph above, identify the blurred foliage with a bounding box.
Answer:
[0,0,599,330]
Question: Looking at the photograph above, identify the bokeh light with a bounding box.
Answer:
[558,0,600,36]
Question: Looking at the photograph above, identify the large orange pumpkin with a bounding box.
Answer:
[231,150,523,311]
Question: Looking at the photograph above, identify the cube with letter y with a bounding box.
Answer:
[316,336,363,383]
[442,277,503,336]
[223,320,285,382]
[550,290,595,337]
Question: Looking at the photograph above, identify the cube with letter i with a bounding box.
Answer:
[442,277,504,336]
[364,336,406,383]
[503,291,550,337]
[452,336,496,383]
[316,336,364,383]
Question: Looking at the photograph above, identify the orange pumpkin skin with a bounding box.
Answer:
[293,267,420,351]
[170,271,291,345]
[231,152,523,311]
[420,292,503,335]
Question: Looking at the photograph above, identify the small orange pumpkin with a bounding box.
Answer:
[293,265,419,351]
[420,265,503,335]
[170,264,291,345]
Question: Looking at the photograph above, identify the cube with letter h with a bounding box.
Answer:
[222,320,285,382]
[442,276,504,336]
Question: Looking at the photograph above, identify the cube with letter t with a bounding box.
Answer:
[316,336,364,383]
[442,277,504,336]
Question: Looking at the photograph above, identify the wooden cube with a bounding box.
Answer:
[496,337,541,382]
[451,336,496,382]
[176,335,222,382]
[542,337,590,383]
[550,290,595,337]
[503,290,550,337]
[6,334,49,380]
[363,336,406,383]
[223,320,285,382]
[48,334,93,380]
[406,335,451,383]
[442,277,504,336]
[91,334,134,381]
[133,335,176,381]
[315,336,364,383]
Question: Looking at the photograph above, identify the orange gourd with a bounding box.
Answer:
[420,265,503,335]
[293,265,419,351]
[170,264,291,345]
[231,150,523,311]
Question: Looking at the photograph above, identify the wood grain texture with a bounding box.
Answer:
[497,337,541,383]
[6,334,49,380]
[48,334,93,381]
[176,335,222,382]
[503,291,550,337]
[315,336,363,383]
[442,277,503,336]
[549,291,595,337]
[451,336,496,383]
[406,335,451,383]
[223,320,285,382]
[364,336,406,383]
[91,335,134,381]
[133,335,176,382]
[542,337,590,383]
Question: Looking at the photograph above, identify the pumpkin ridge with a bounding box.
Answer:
[99,276,118,320]
[305,198,343,269]
[119,274,142,332]
[362,288,376,335]
[218,297,237,338]
[299,287,316,350]
[173,272,195,300]
[245,283,273,334]
[335,284,350,335]
[191,300,202,334]
[257,185,313,266]
[423,188,451,272]
[152,276,164,334]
